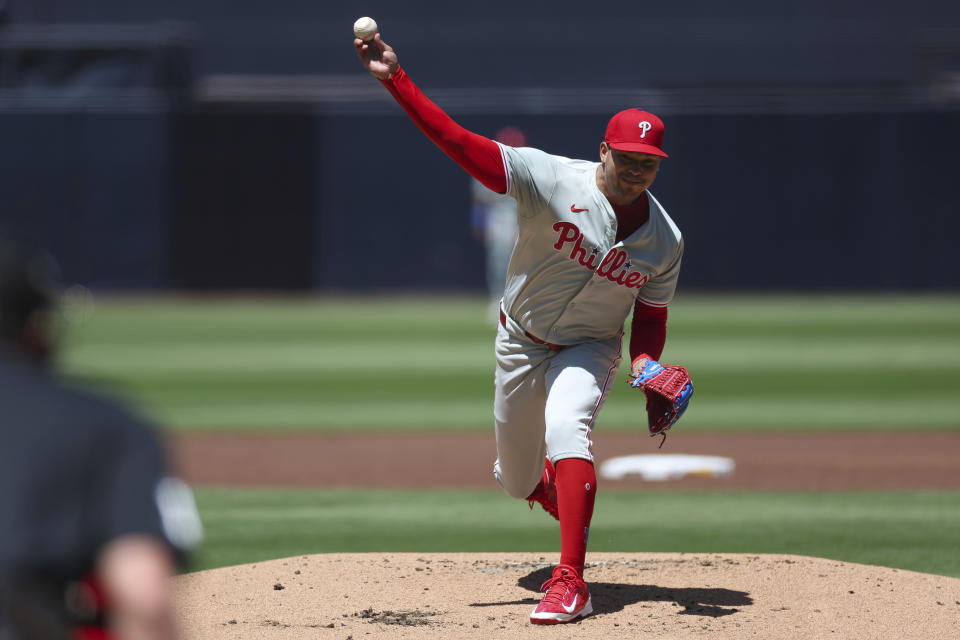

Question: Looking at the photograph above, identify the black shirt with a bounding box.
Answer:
[0,355,200,633]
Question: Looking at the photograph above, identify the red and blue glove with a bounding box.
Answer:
[628,355,694,443]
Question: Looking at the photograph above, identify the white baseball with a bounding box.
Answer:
[353,16,378,41]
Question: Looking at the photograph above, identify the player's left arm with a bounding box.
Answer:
[628,238,682,373]
[628,300,667,373]
[627,302,693,442]
[626,242,692,440]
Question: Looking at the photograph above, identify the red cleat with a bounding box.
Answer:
[530,564,593,624]
[526,458,559,520]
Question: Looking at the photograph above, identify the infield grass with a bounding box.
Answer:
[57,293,960,432]
[187,488,960,578]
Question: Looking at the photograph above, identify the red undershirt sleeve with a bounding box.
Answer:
[629,300,668,365]
[380,67,507,193]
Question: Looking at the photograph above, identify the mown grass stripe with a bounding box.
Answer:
[57,295,960,433]
[60,339,960,374]
[131,397,958,431]
[187,488,960,577]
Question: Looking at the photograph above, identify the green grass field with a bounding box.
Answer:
[190,488,960,578]
[55,294,960,577]
[58,293,960,432]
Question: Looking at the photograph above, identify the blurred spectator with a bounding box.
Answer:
[470,126,527,321]
[0,240,202,640]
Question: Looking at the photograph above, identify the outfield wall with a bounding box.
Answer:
[1,1,958,291]
[2,108,958,291]
[6,0,955,87]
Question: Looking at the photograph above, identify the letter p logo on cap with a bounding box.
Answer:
[604,109,668,158]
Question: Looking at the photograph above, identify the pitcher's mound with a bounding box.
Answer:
[174,552,959,639]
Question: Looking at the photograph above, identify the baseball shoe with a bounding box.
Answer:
[526,458,559,521]
[530,564,593,624]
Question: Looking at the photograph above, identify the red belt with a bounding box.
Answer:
[499,309,566,351]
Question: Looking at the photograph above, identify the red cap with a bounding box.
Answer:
[604,108,668,158]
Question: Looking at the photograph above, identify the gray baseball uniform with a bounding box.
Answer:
[493,145,683,498]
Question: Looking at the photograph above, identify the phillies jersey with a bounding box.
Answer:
[499,145,684,344]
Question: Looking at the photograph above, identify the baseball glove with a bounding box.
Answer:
[628,355,694,445]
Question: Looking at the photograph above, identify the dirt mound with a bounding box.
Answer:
[172,552,960,639]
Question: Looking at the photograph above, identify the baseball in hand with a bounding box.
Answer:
[353,16,378,41]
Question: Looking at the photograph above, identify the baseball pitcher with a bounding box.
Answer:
[355,25,693,625]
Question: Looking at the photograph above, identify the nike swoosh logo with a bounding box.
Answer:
[562,595,579,614]
[570,205,589,213]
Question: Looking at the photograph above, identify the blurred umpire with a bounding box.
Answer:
[0,240,202,640]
